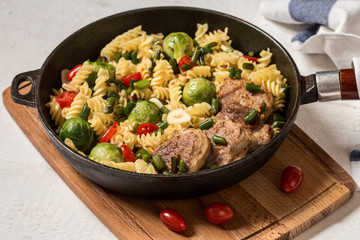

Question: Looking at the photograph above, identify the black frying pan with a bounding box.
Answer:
[10,7,359,198]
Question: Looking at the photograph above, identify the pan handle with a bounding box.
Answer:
[11,69,40,108]
[301,68,359,104]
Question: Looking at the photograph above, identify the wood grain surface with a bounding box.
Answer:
[3,87,354,240]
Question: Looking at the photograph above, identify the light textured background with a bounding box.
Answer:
[1,0,359,239]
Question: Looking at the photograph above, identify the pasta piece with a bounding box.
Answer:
[62,61,93,91]
[134,159,158,174]
[186,66,211,79]
[93,68,109,97]
[46,89,65,127]
[136,131,167,153]
[87,96,106,113]
[116,58,137,79]
[150,60,174,87]
[64,138,86,156]
[98,160,136,172]
[151,86,170,101]
[64,92,88,119]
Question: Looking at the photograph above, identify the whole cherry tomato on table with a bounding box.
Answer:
[160,208,187,232]
[204,202,234,224]
[136,123,159,136]
[56,91,78,108]
[280,165,304,193]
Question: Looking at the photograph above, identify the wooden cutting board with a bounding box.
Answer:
[3,87,354,240]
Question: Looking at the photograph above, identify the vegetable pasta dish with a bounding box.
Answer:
[46,23,288,174]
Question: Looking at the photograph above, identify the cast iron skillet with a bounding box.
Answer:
[10,7,359,198]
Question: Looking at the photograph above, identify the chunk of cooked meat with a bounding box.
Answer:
[204,119,251,166]
[218,79,274,119]
[248,124,273,152]
[152,128,211,173]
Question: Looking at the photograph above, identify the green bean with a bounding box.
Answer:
[193,39,199,47]
[245,83,261,92]
[154,49,161,62]
[248,51,254,57]
[273,113,286,122]
[212,135,227,145]
[171,156,178,173]
[163,170,170,175]
[134,79,150,90]
[211,98,220,115]
[152,155,167,171]
[208,164,218,169]
[243,109,258,124]
[107,91,120,99]
[136,152,142,159]
[199,118,214,130]
[131,51,139,64]
[243,63,255,70]
[80,103,91,120]
[122,53,131,60]
[229,67,236,78]
[169,58,180,74]
[114,107,124,116]
[103,105,114,114]
[283,85,290,94]
[107,96,117,106]
[178,160,187,173]
[157,120,169,130]
[180,63,193,71]
[199,54,205,66]
[235,69,242,79]
[260,101,267,114]
[124,100,136,116]
[113,52,122,62]
[190,46,201,65]
[272,121,285,128]
[139,149,152,161]
[204,42,218,49]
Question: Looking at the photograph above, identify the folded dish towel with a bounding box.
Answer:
[260,0,360,69]
[260,0,360,190]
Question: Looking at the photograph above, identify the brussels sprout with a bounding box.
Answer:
[163,32,194,61]
[58,117,94,153]
[182,78,216,106]
[128,100,162,125]
[89,143,124,163]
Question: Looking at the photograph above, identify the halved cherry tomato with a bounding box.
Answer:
[136,123,159,136]
[178,56,192,70]
[121,72,142,88]
[67,64,82,82]
[56,91,78,108]
[160,208,187,232]
[204,202,234,224]
[99,122,118,143]
[120,144,137,162]
[243,55,259,64]
[280,165,304,193]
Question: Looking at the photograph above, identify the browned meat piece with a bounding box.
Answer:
[248,124,273,152]
[204,119,251,166]
[218,79,274,121]
[152,128,211,173]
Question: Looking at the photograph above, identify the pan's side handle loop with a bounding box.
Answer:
[11,69,40,108]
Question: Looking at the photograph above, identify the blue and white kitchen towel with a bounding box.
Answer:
[260,0,360,190]
[260,0,360,69]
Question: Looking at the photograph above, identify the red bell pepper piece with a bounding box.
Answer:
[67,64,82,82]
[99,122,118,143]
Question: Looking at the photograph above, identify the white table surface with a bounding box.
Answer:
[1,0,359,239]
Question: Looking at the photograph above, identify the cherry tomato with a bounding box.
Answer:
[121,72,142,88]
[243,55,259,64]
[178,56,192,70]
[67,64,82,81]
[99,122,118,143]
[160,208,187,232]
[56,91,78,108]
[204,202,233,224]
[136,123,159,136]
[120,144,137,162]
[280,165,304,193]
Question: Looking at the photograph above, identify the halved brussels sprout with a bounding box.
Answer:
[89,143,124,163]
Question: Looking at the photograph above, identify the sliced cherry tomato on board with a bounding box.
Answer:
[280,165,304,193]
[99,122,118,143]
[56,91,78,108]
[121,72,142,88]
[243,55,259,64]
[160,208,187,232]
[178,56,192,70]
[204,202,234,224]
[120,144,137,162]
[136,123,159,136]
[67,64,82,82]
